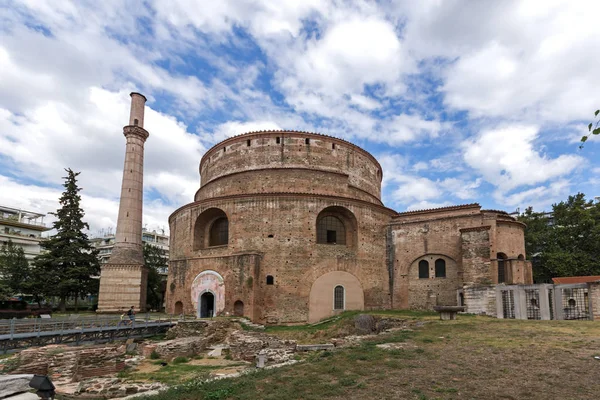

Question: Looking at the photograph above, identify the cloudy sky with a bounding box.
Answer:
[1,0,598,235]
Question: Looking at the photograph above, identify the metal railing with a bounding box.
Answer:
[0,313,184,340]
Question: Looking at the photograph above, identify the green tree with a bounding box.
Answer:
[0,239,30,297]
[31,169,100,312]
[520,193,600,282]
[144,243,167,311]
[580,109,600,148]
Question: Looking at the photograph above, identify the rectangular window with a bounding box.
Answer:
[247,140,251,146]
[326,230,337,244]
[276,137,280,144]
[334,286,344,310]
[332,143,335,149]
[305,138,310,145]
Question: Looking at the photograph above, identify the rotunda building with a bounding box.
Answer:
[167,130,532,324]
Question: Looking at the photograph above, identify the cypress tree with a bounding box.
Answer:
[32,169,100,312]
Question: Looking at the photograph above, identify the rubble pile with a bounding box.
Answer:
[74,377,164,398]
[228,330,297,365]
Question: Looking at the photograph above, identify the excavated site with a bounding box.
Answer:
[0,315,416,399]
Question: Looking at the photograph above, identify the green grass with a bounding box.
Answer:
[120,363,243,386]
[140,313,600,400]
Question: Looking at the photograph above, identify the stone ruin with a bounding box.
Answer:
[0,315,413,398]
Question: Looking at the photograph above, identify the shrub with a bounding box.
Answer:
[173,356,190,364]
[150,351,160,360]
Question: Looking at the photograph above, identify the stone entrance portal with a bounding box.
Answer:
[200,292,215,318]
[191,270,225,318]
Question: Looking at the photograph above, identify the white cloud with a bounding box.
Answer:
[392,177,441,203]
[0,175,172,234]
[440,178,481,200]
[200,121,283,144]
[380,114,446,144]
[406,200,454,212]
[463,125,583,190]
[412,162,428,172]
[401,0,600,122]
[495,179,572,211]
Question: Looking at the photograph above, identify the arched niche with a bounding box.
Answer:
[190,270,225,317]
[315,206,358,248]
[308,271,363,323]
[193,208,229,250]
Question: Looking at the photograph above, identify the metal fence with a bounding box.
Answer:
[496,284,592,320]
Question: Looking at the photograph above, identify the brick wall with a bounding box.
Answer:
[199,132,382,200]
[168,195,392,324]
[14,345,125,382]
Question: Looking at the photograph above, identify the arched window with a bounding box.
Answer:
[497,253,507,283]
[518,254,524,261]
[209,217,228,246]
[435,259,446,278]
[317,216,346,245]
[419,260,429,279]
[334,285,344,310]
[266,275,274,285]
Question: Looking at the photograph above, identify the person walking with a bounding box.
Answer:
[127,306,135,325]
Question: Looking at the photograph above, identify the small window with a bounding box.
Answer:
[266,275,274,285]
[332,143,335,149]
[133,118,139,126]
[418,260,429,279]
[334,285,344,310]
[435,259,446,278]
[305,138,310,145]
[568,298,576,307]
[247,139,251,146]
[223,147,226,152]
[276,137,280,144]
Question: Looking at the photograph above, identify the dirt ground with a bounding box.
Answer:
[146,312,600,400]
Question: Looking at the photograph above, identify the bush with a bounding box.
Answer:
[150,351,160,360]
[172,356,189,364]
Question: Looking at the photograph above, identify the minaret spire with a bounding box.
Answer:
[97,92,150,313]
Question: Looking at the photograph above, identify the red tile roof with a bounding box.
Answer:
[552,276,600,284]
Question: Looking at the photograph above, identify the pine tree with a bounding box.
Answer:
[32,169,100,312]
[0,239,30,297]
[144,243,167,311]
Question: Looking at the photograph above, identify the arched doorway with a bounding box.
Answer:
[234,300,244,316]
[199,292,215,318]
[191,270,225,317]
[174,301,183,315]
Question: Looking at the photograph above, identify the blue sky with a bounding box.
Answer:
[0,1,598,234]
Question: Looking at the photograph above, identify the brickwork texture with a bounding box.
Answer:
[167,131,532,323]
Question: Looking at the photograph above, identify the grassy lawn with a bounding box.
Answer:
[142,312,600,400]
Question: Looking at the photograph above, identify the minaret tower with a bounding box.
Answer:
[97,92,150,313]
